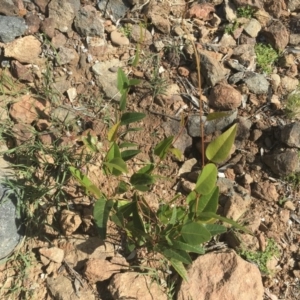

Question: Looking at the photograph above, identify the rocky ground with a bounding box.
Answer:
[0,0,300,299]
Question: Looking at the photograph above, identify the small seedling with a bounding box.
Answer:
[224,20,240,35]
[237,5,255,18]
[285,89,300,120]
[255,43,279,74]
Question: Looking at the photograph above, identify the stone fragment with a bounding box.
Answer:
[0,0,19,16]
[280,123,300,148]
[281,76,299,93]
[4,36,42,64]
[244,18,261,38]
[284,200,296,211]
[232,0,263,8]
[11,60,34,82]
[47,275,95,300]
[188,3,215,20]
[198,50,228,86]
[288,0,300,12]
[251,181,279,202]
[85,257,128,283]
[40,17,55,38]
[67,87,77,102]
[25,14,41,34]
[219,33,236,47]
[97,0,130,21]
[109,272,167,300]
[0,16,27,43]
[147,1,170,34]
[263,20,289,51]
[51,32,67,48]
[39,247,64,263]
[177,250,264,300]
[48,0,80,33]
[224,0,237,22]
[110,31,130,46]
[289,34,300,46]
[130,25,152,45]
[33,0,50,13]
[254,9,271,27]
[208,83,242,110]
[11,123,35,146]
[51,106,77,125]
[235,117,252,146]
[232,44,255,67]
[244,73,269,94]
[60,210,82,235]
[178,158,197,177]
[74,5,105,38]
[270,73,281,92]
[57,46,79,66]
[263,150,299,176]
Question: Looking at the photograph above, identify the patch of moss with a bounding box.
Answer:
[254,43,279,74]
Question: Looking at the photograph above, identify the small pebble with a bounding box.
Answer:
[283,200,296,211]
[110,31,129,46]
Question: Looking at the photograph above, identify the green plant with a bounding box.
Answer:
[237,5,255,18]
[69,68,249,281]
[119,24,132,38]
[285,89,300,119]
[255,43,279,74]
[239,238,280,275]
[224,20,240,35]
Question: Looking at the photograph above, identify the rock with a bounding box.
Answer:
[188,3,215,20]
[67,87,77,102]
[0,0,19,16]
[177,250,264,300]
[232,0,263,8]
[198,50,228,86]
[270,73,281,92]
[244,73,269,94]
[280,123,300,148]
[74,5,105,38]
[60,210,82,235]
[40,17,56,38]
[288,0,300,12]
[263,149,299,176]
[147,1,171,34]
[263,20,289,51]
[219,33,236,47]
[289,34,300,46]
[48,0,80,33]
[108,272,167,300]
[187,110,237,138]
[281,76,299,93]
[39,247,64,263]
[130,25,152,45]
[92,59,124,100]
[254,9,272,27]
[208,83,242,110]
[110,31,130,46]
[232,44,255,68]
[25,13,41,34]
[51,106,77,125]
[224,0,237,22]
[0,16,27,43]
[47,275,95,300]
[284,200,296,211]
[244,18,261,38]
[57,46,79,66]
[235,117,252,146]
[33,0,50,13]
[84,257,128,283]
[10,95,50,124]
[251,181,279,202]
[11,60,34,82]
[97,0,131,21]
[0,184,24,260]
[11,123,35,146]
[178,158,198,177]
[51,32,67,49]
[4,36,42,64]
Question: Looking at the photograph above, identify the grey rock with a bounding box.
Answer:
[51,106,77,125]
[0,184,24,260]
[187,110,237,138]
[243,18,261,38]
[244,73,269,94]
[281,76,299,93]
[288,0,300,12]
[235,117,252,148]
[228,72,245,84]
[226,60,246,72]
[0,16,27,43]
[289,33,300,46]
[97,0,131,22]
[92,59,124,100]
[198,50,228,87]
[280,122,300,148]
[232,44,255,68]
[263,149,299,176]
[130,25,152,45]
[74,5,105,38]
[0,0,19,16]
[57,46,79,66]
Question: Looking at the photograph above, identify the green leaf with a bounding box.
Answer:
[181,222,211,245]
[121,149,140,161]
[117,68,129,93]
[169,259,188,281]
[120,112,146,125]
[119,142,138,148]
[206,111,232,121]
[107,121,120,142]
[186,191,197,204]
[154,136,174,160]
[161,248,192,264]
[203,224,227,236]
[115,181,129,194]
[93,197,114,239]
[137,164,154,174]
[196,186,219,214]
[172,240,205,254]
[111,212,124,228]
[119,92,127,112]
[168,147,183,161]
[194,163,217,195]
[69,167,102,198]
[129,78,141,86]
[169,207,177,225]
[130,173,155,186]
[206,124,237,164]
[104,157,128,174]
[134,185,151,191]
[198,212,252,234]
[106,142,121,161]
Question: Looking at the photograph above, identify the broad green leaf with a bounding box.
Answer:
[137,164,154,174]
[169,147,183,161]
[115,181,129,194]
[107,121,120,142]
[161,248,192,264]
[206,111,232,121]
[196,186,219,214]
[93,197,113,239]
[106,142,121,161]
[122,127,143,133]
[121,149,140,161]
[169,259,188,281]
[172,240,205,254]
[120,112,146,125]
[154,136,174,160]
[69,167,102,198]
[130,173,155,186]
[133,185,151,191]
[119,142,138,148]
[117,68,129,93]
[129,78,141,86]
[203,224,227,236]
[186,191,197,204]
[206,124,237,164]
[132,199,145,233]
[169,206,177,225]
[104,157,128,174]
[194,163,217,195]
[82,132,99,152]
[111,212,124,228]
[119,92,127,112]
[198,212,252,234]
[181,222,211,245]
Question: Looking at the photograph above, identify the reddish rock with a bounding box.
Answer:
[232,0,263,8]
[11,123,35,146]
[147,1,170,34]
[177,250,264,300]
[251,181,279,202]
[40,18,56,38]
[60,210,82,235]
[263,20,289,50]
[33,0,50,13]
[209,83,242,110]
[11,60,34,82]
[188,3,215,20]
[39,247,64,263]
[25,13,41,34]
